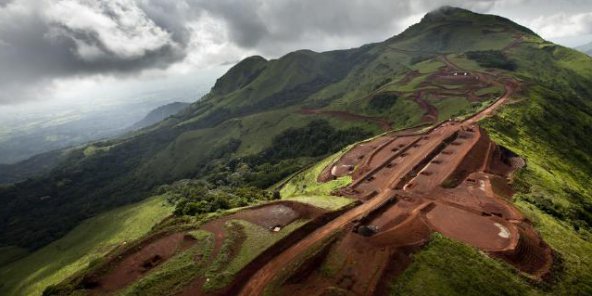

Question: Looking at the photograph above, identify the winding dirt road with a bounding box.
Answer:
[238,55,525,296]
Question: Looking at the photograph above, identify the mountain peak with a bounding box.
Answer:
[391,6,538,44]
[422,6,474,22]
[211,55,268,96]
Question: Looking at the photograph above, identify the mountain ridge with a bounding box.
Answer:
[2,7,592,295]
[129,101,191,130]
[0,6,546,250]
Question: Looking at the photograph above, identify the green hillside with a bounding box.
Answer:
[1,7,523,252]
[2,6,592,295]
[0,195,172,296]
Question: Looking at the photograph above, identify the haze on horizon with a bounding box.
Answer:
[1,0,592,124]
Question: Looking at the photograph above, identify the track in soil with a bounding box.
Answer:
[80,34,549,296]
[81,201,326,296]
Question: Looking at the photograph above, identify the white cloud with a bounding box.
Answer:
[530,12,592,39]
[44,0,178,61]
[0,0,187,105]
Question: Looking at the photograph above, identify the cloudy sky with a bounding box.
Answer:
[1,0,592,111]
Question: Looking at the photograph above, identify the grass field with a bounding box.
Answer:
[480,88,592,294]
[390,234,536,296]
[429,96,472,121]
[0,195,173,296]
[280,148,353,198]
[390,84,592,295]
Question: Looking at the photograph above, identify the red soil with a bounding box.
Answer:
[82,201,326,296]
[281,124,550,296]
[89,233,197,295]
[176,201,327,296]
[237,47,553,296]
[279,232,393,296]
[318,136,393,183]
[414,90,439,122]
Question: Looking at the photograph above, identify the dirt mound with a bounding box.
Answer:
[245,107,551,295]
[86,233,196,294]
[202,200,327,233]
[424,203,516,251]
[279,232,393,296]
[492,223,554,278]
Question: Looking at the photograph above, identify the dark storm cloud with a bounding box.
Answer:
[0,0,517,104]
[195,0,269,48]
[137,0,197,46]
[0,0,187,104]
[188,0,500,54]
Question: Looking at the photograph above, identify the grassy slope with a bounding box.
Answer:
[203,219,308,291]
[277,144,360,212]
[390,87,592,295]
[280,148,353,198]
[390,234,538,296]
[390,35,592,295]
[481,88,592,294]
[0,195,173,296]
[0,246,28,267]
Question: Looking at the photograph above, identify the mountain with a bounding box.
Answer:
[0,101,191,185]
[129,102,191,130]
[2,6,592,295]
[576,40,592,55]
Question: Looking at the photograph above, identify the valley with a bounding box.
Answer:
[45,31,559,295]
[3,7,592,296]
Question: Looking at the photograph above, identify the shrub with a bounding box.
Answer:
[466,50,517,71]
[368,93,398,111]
